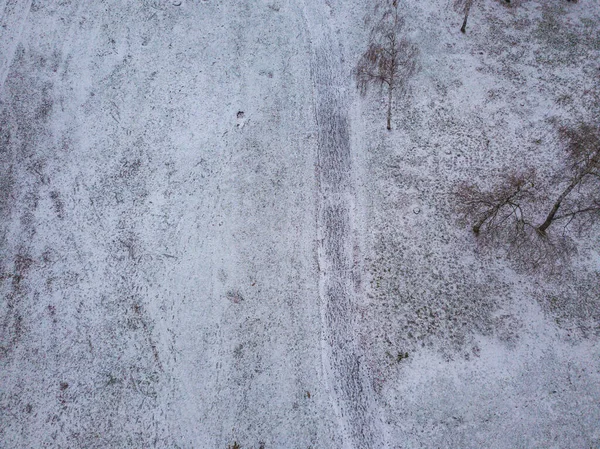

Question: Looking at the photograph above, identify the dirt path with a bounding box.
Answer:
[302,3,383,447]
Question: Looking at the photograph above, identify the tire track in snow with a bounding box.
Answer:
[0,0,32,95]
[302,3,383,448]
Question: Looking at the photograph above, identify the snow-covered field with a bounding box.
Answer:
[1,0,599,448]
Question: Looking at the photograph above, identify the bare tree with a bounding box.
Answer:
[454,122,600,271]
[537,123,600,234]
[453,168,574,272]
[454,168,537,236]
[356,0,418,130]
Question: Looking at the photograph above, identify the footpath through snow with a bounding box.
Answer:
[302,1,385,447]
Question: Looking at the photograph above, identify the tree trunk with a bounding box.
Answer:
[386,84,393,130]
[473,207,497,235]
[537,173,585,234]
[472,219,484,235]
[460,3,471,33]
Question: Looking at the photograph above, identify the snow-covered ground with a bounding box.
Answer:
[1,0,599,448]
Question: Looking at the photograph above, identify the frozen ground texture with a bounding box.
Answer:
[1,0,599,448]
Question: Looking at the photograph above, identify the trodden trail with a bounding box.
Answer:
[302,1,385,447]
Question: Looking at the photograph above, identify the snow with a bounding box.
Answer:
[1,0,599,448]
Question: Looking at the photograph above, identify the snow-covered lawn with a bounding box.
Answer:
[1,0,598,448]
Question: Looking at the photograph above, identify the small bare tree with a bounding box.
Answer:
[356,0,418,130]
